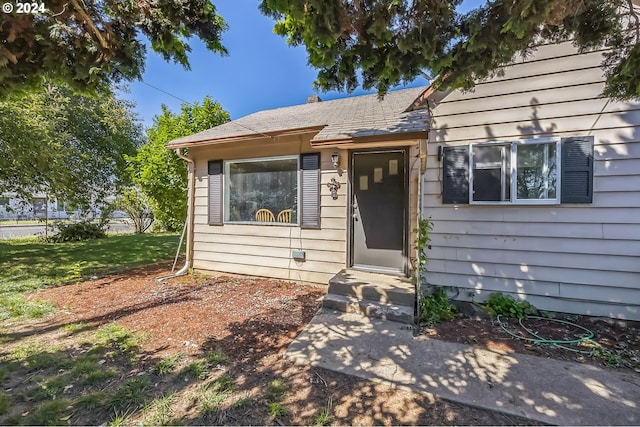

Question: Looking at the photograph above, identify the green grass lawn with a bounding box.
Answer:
[0,233,180,294]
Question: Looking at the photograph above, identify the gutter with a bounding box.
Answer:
[156,148,195,281]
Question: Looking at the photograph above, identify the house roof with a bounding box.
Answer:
[166,86,429,148]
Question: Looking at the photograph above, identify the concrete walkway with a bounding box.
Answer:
[285,310,640,426]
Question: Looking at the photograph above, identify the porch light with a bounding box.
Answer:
[331,152,340,168]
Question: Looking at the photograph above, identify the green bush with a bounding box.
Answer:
[419,288,457,325]
[484,293,536,319]
[50,220,106,242]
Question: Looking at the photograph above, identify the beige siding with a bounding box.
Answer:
[423,42,640,320]
[189,136,347,284]
[188,135,421,284]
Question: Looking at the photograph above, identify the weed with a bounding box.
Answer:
[0,391,11,415]
[67,261,86,283]
[27,373,73,401]
[27,399,72,425]
[212,374,236,392]
[11,341,61,372]
[180,359,209,380]
[229,394,252,409]
[108,409,133,427]
[143,392,177,426]
[62,322,88,334]
[582,339,624,367]
[93,323,146,359]
[411,219,433,283]
[85,366,119,384]
[205,348,228,366]
[0,367,6,383]
[195,385,228,416]
[268,402,287,418]
[109,376,151,410]
[419,288,457,325]
[267,378,287,402]
[484,293,537,319]
[63,351,117,383]
[153,352,183,375]
[74,391,109,409]
[0,294,54,320]
[313,397,333,426]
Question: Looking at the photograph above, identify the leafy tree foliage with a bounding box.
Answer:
[260,0,640,100]
[115,187,154,234]
[0,0,227,95]
[0,81,143,210]
[127,96,230,232]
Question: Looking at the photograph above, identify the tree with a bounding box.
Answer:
[0,0,227,96]
[259,0,640,100]
[0,81,143,210]
[115,187,154,234]
[127,96,230,232]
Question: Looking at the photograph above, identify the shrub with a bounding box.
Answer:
[419,288,457,325]
[50,220,106,242]
[484,293,537,319]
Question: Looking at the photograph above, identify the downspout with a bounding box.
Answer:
[157,148,195,281]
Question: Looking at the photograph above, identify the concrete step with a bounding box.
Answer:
[322,293,414,324]
[328,269,415,307]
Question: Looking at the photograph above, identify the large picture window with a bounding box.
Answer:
[224,156,298,223]
[470,139,560,204]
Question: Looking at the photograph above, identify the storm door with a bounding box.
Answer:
[350,149,408,274]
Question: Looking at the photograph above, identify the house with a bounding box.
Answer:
[166,88,429,290]
[423,40,640,321]
[167,40,639,321]
[0,193,73,220]
[0,193,128,221]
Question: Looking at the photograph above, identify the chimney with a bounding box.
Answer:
[306,95,322,103]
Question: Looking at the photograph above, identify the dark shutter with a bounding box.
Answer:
[442,146,469,204]
[208,160,223,225]
[561,137,594,203]
[300,153,320,229]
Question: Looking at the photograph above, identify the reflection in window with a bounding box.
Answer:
[516,143,557,200]
[224,157,298,223]
[471,139,559,204]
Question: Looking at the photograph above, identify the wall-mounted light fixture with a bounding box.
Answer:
[331,152,340,168]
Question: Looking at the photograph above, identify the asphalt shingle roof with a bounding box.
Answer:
[167,86,429,147]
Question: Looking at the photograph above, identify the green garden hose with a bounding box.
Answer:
[496,315,595,354]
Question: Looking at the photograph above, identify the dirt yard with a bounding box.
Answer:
[2,263,635,425]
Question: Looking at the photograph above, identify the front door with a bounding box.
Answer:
[350,149,407,274]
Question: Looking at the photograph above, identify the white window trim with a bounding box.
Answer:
[469,137,561,205]
[223,154,300,225]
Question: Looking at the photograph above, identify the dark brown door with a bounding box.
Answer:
[351,150,407,274]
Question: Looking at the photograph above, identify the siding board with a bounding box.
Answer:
[428,234,640,256]
[428,259,638,289]
[423,206,640,224]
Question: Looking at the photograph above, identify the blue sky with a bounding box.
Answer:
[122,0,429,129]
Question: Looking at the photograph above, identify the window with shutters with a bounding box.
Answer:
[442,136,593,205]
[471,138,560,204]
[224,156,299,224]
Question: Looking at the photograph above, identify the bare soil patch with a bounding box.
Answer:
[423,304,640,373]
[0,264,537,426]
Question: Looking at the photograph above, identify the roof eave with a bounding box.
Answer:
[165,125,327,149]
[310,130,429,147]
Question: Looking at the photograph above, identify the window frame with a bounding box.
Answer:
[223,154,300,226]
[469,137,561,205]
